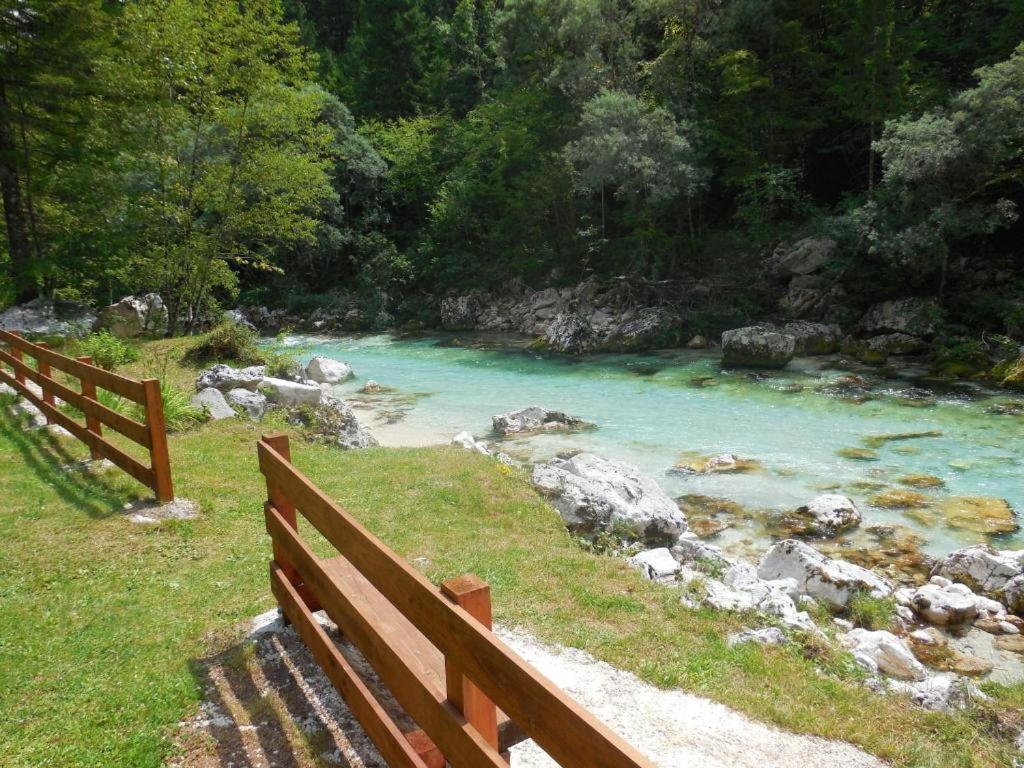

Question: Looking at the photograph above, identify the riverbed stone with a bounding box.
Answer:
[758,539,892,610]
[842,628,927,681]
[782,321,842,355]
[935,496,1018,535]
[531,453,687,545]
[195,363,265,392]
[793,494,861,537]
[669,453,760,475]
[493,406,585,436]
[191,387,234,420]
[721,326,796,368]
[305,356,354,384]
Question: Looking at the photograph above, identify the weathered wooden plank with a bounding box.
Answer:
[142,379,173,502]
[265,504,509,768]
[270,564,431,768]
[0,368,156,489]
[0,348,151,447]
[77,356,103,461]
[257,440,654,768]
[0,330,147,401]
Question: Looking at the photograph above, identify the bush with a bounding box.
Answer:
[847,592,896,631]
[130,382,205,433]
[184,322,263,366]
[75,331,139,371]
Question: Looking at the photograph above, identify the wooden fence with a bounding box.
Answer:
[258,433,656,768]
[0,330,174,502]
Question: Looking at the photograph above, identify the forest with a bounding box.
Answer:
[1,0,1023,350]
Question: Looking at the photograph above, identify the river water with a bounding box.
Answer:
[285,333,1024,559]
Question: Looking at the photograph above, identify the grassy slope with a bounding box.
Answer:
[0,338,1018,767]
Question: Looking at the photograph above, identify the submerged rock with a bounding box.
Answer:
[493,406,586,436]
[721,326,795,369]
[668,453,760,475]
[898,474,945,489]
[935,496,1018,535]
[758,539,892,610]
[837,447,878,461]
[869,489,931,509]
[531,453,687,545]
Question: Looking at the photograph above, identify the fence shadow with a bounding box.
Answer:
[180,613,390,768]
[0,411,131,519]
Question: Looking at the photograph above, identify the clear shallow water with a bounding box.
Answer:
[284,333,1024,558]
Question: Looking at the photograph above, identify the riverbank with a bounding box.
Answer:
[0,337,1020,766]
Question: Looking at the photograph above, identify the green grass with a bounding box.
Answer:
[0,338,1021,767]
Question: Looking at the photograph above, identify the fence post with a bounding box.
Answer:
[440,574,502,759]
[142,378,174,503]
[78,356,103,460]
[261,434,300,584]
[35,341,55,419]
[10,331,25,385]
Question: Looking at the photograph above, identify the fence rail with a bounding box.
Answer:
[0,330,173,502]
[258,433,655,768]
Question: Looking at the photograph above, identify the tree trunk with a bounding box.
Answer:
[0,81,35,302]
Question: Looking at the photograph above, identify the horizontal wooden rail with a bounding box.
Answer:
[0,330,173,501]
[258,435,655,768]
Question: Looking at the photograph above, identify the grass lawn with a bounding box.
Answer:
[0,338,1020,767]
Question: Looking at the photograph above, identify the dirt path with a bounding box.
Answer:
[172,612,885,768]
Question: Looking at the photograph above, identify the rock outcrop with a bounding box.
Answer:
[758,539,892,610]
[859,297,940,338]
[721,326,796,368]
[531,453,687,545]
[195,364,265,392]
[0,298,96,338]
[94,294,165,337]
[931,545,1024,605]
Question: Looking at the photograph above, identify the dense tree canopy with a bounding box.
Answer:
[1,0,1022,340]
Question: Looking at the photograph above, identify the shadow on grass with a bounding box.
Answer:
[0,411,131,520]
[180,615,392,768]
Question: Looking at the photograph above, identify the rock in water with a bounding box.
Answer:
[782,321,842,355]
[758,539,892,610]
[793,494,862,537]
[543,313,596,355]
[260,377,323,406]
[841,629,927,681]
[531,453,687,545]
[195,364,265,392]
[492,406,585,436]
[191,387,234,420]
[226,388,267,420]
[305,356,354,384]
[721,326,795,368]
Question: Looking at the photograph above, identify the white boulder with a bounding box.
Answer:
[195,364,265,392]
[226,388,267,420]
[260,377,323,407]
[758,539,892,610]
[191,387,234,420]
[531,453,687,545]
[728,627,788,647]
[305,356,354,384]
[628,548,681,583]
[931,545,1024,602]
[841,629,927,681]
[0,298,96,338]
[903,582,979,626]
[94,293,165,337]
[451,431,492,456]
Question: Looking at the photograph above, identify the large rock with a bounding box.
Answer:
[440,292,485,330]
[260,377,323,407]
[307,395,378,450]
[226,388,267,420]
[195,364,265,392]
[704,562,815,631]
[905,582,979,626]
[191,387,234,420]
[794,494,861,537]
[782,321,841,356]
[94,294,165,337]
[841,629,927,681]
[531,453,687,545]
[758,539,892,610]
[931,545,1024,600]
[765,237,836,278]
[493,406,585,436]
[0,298,96,338]
[543,313,596,355]
[721,326,795,369]
[859,298,940,338]
[305,356,354,384]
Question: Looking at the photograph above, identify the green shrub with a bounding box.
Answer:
[847,592,896,631]
[130,382,205,433]
[75,331,139,371]
[183,322,263,366]
[261,331,308,379]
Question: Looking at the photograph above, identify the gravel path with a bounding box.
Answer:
[175,612,887,768]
